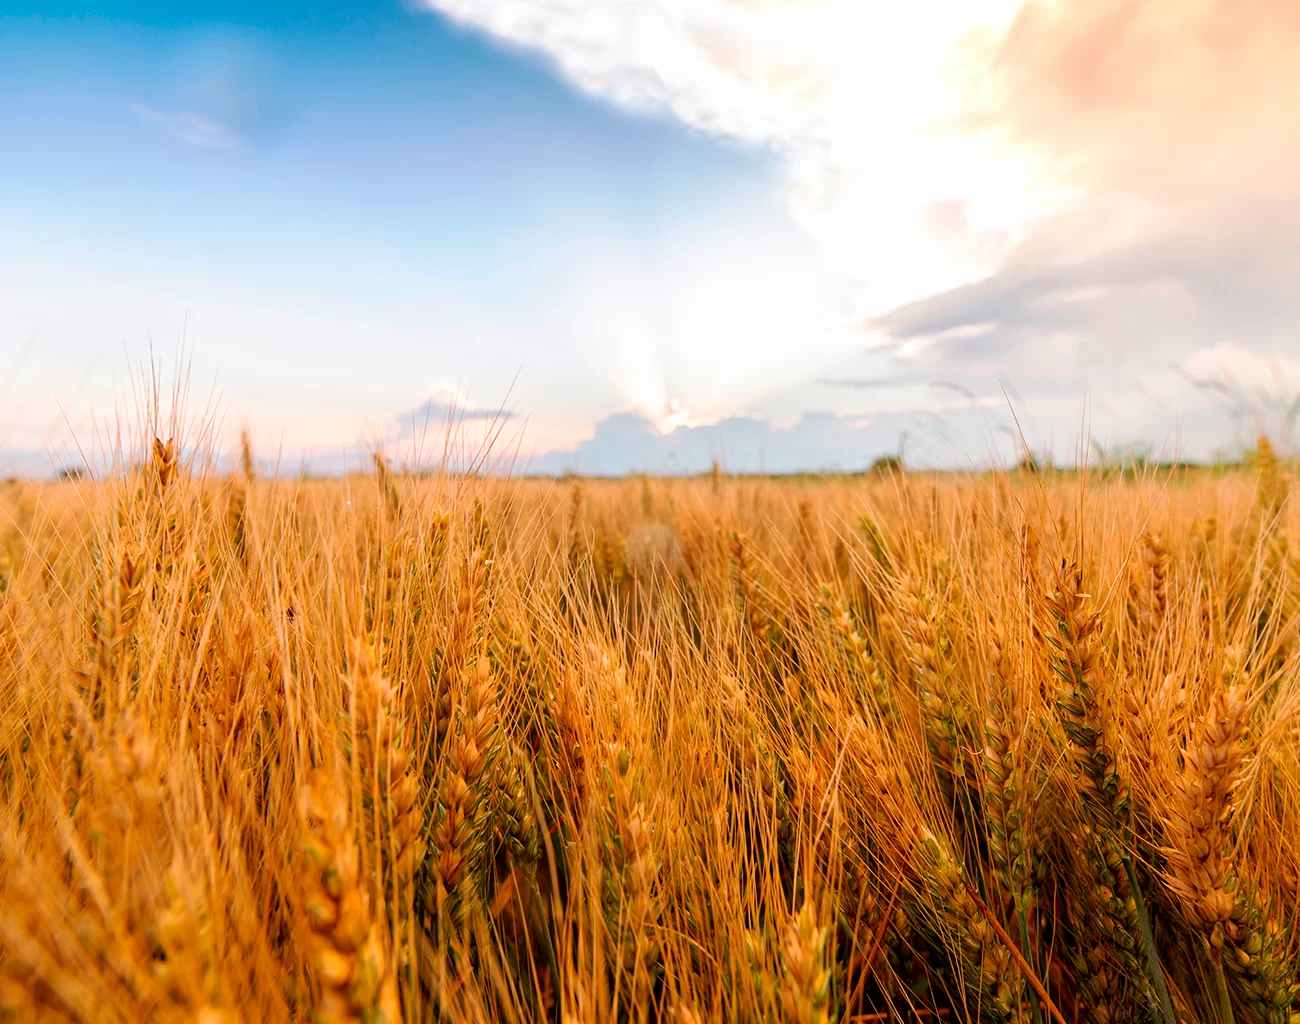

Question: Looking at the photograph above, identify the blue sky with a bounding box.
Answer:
[4,0,1299,476]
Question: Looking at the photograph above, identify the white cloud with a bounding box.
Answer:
[420,0,1042,313]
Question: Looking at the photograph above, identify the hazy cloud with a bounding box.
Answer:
[953,0,1300,202]
[815,376,925,391]
[131,103,244,149]
[134,29,293,150]
[405,396,517,425]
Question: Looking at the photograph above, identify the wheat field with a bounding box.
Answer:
[1,427,1298,1024]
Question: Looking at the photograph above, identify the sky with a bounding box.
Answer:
[3,0,1298,477]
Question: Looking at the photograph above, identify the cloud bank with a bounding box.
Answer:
[524,343,1300,478]
[526,411,899,476]
[523,397,1064,476]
